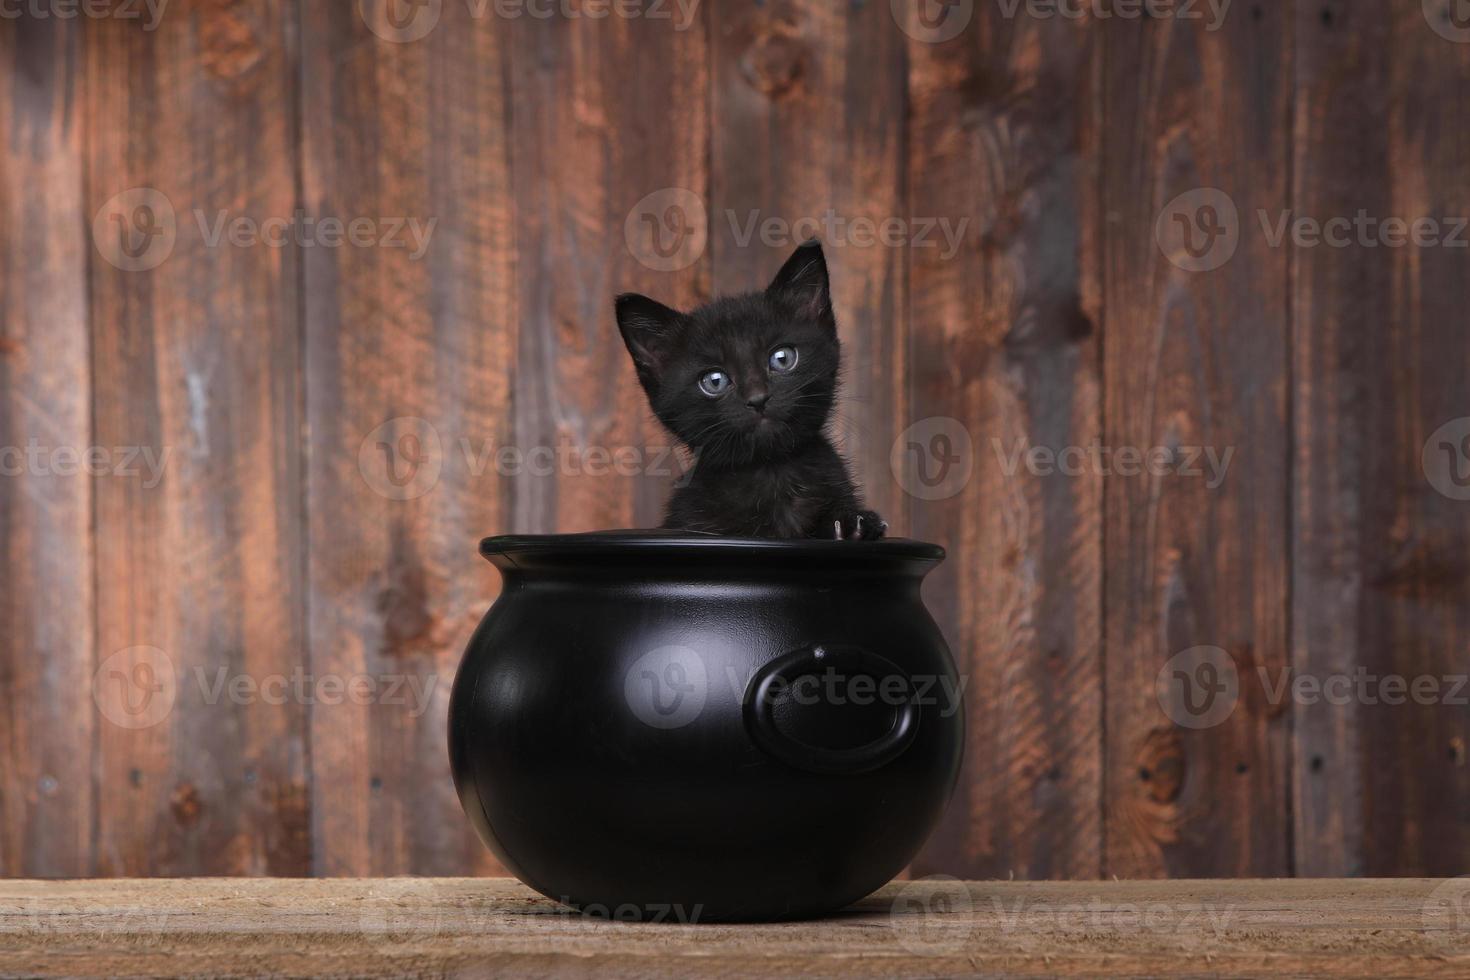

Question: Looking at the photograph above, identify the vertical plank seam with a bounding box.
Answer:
[80,16,103,878]
[1094,11,1110,882]
[287,0,314,877]
[1283,0,1299,879]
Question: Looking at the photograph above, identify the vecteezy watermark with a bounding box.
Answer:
[891,417,975,501]
[358,878,445,945]
[889,876,976,955]
[993,438,1235,489]
[624,187,708,273]
[0,440,171,488]
[1423,417,1470,501]
[92,187,437,272]
[623,645,968,731]
[195,209,437,259]
[1158,646,1470,730]
[193,665,437,718]
[891,0,975,44]
[547,898,704,924]
[1159,187,1470,273]
[357,416,696,501]
[1156,188,1241,272]
[1156,646,1240,729]
[624,646,708,729]
[93,647,179,730]
[358,0,700,43]
[724,210,971,262]
[987,893,1238,949]
[16,903,172,948]
[622,196,972,273]
[1423,878,1470,950]
[1423,0,1470,44]
[92,649,439,729]
[0,0,169,30]
[994,0,1232,29]
[94,188,178,272]
[1258,210,1470,251]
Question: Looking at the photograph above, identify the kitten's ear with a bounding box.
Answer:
[767,238,833,328]
[615,293,686,393]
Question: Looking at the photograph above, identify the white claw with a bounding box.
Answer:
[853,515,863,540]
[833,519,842,540]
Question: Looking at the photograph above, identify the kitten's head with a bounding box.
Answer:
[616,240,840,464]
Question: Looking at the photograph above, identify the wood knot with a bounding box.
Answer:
[200,1,265,82]
[740,30,806,99]
[170,782,204,826]
[1136,727,1185,804]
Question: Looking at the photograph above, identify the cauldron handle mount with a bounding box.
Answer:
[742,644,921,776]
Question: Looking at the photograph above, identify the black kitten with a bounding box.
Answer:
[616,240,885,540]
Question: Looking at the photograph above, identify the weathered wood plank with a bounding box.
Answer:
[708,0,906,531]
[84,0,309,875]
[510,4,710,534]
[902,5,1103,878]
[0,16,95,878]
[1291,0,1470,876]
[300,1,516,875]
[1101,4,1293,876]
[1,878,1466,978]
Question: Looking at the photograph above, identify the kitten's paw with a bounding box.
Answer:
[834,510,887,541]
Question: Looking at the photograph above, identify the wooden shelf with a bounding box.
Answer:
[3,877,1468,977]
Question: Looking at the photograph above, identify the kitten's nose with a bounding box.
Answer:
[746,391,769,413]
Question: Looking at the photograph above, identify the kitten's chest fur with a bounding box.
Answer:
[664,440,855,538]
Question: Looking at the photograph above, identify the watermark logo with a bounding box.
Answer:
[992,0,1232,29]
[1156,646,1239,729]
[93,188,177,272]
[993,438,1234,488]
[725,209,970,260]
[891,417,974,501]
[359,0,442,42]
[194,209,437,258]
[889,875,976,955]
[1423,417,1470,501]
[624,646,707,729]
[1424,0,1470,43]
[625,188,707,273]
[359,417,444,501]
[358,878,445,943]
[1156,188,1240,273]
[1424,878,1470,949]
[0,440,171,488]
[891,0,974,43]
[93,646,178,730]
[0,0,169,30]
[194,665,437,718]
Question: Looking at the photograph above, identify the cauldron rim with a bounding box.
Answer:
[479,529,944,568]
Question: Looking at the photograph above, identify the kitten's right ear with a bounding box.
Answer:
[615,293,685,394]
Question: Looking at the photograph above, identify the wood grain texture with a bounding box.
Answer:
[84,0,310,876]
[903,6,1103,879]
[2,877,1468,977]
[0,17,95,878]
[1101,4,1293,876]
[708,0,907,531]
[300,0,515,875]
[509,4,709,534]
[1291,0,1470,876]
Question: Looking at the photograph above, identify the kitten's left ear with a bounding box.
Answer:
[767,239,834,329]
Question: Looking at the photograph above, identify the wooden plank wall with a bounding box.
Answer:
[0,0,1467,879]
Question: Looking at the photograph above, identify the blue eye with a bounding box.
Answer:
[769,346,798,373]
[699,370,731,397]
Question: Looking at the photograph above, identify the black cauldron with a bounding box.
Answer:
[448,531,964,921]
